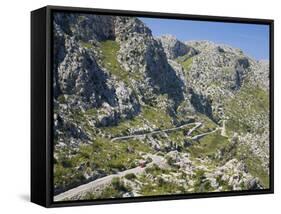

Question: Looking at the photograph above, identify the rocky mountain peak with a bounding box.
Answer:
[52,13,270,199]
[186,40,244,56]
[53,12,116,42]
[159,34,198,59]
[115,17,152,41]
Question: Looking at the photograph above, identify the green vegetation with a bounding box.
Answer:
[67,108,101,137]
[235,144,269,188]
[57,95,66,103]
[80,40,142,85]
[140,179,185,196]
[176,55,193,75]
[85,185,121,199]
[100,40,124,78]
[142,106,173,128]
[182,57,193,71]
[124,173,137,180]
[67,109,96,136]
[144,164,176,176]
[82,177,132,199]
[102,105,173,136]
[100,40,142,84]
[84,108,98,116]
[220,142,269,188]
[222,66,233,75]
[80,41,93,49]
[139,165,186,195]
[225,85,269,134]
[187,132,229,158]
[192,170,215,192]
[54,162,85,190]
[197,113,218,130]
[245,156,269,188]
[54,137,152,190]
[166,156,175,166]
[86,137,151,172]
[168,130,185,144]
[69,109,86,124]
[216,175,233,191]
[244,156,269,188]
[111,177,130,192]
[53,18,271,200]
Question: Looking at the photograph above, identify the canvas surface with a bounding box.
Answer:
[52,11,270,202]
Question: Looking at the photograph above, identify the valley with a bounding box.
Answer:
[52,13,270,201]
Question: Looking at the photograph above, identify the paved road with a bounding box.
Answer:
[54,154,166,201]
[111,122,202,142]
[54,121,222,201]
[188,127,219,141]
[221,120,227,137]
[187,122,202,136]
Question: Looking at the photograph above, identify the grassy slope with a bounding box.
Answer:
[139,165,187,195]
[100,40,143,85]
[54,137,152,190]
[55,39,270,196]
[100,40,129,83]
[82,177,132,199]
[225,84,269,134]
[187,132,229,159]
[54,39,176,190]
[224,84,269,187]
[101,105,173,136]
[81,39,140,85]
[223,142,270,188]
[176,55,193,76]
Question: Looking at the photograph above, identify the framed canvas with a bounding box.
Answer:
[31,5,274,207]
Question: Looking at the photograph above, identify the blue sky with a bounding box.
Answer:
[140,17,269,60]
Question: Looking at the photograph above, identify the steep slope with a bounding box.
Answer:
[158,35,198,59]
[170,40,270,187]
[52,13,270,199]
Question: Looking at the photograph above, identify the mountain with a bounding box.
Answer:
[52,13,270,200]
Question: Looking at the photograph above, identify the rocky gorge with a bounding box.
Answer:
[52,12,270,201]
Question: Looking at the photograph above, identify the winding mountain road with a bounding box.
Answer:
[54,154,166,201]
[111,122,202,142]
[187,127,219,140]
[54,120,223,201]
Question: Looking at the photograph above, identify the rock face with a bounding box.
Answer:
[115,18,186,108]
[57,36,116,108]
[52,12,270,198]
[159,35,198,59]
[53,13,115,41]
[206,159,262,191]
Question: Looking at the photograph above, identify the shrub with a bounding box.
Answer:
[111,177,121,188]
[57,95,66,103]
[166,156,174,166]
[111,177,128,192]
[124,173,137,180]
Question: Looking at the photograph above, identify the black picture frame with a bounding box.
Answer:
[31,5,274,208]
